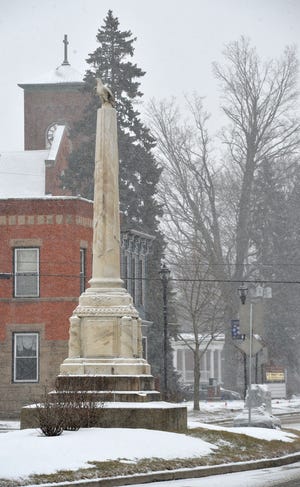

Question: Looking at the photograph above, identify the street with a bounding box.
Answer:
[122,462,300,486]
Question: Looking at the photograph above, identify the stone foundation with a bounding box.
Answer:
[20,373,187,432]
[56,374,156,391]
[20,402,187,432]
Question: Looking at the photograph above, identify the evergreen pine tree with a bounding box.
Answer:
[250,160,300,392]
[62,9,161,233]
[268,174,300,392]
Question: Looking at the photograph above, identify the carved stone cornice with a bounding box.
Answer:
[74,305,139,317]
[121,231,154,256]
[78,290,133,307]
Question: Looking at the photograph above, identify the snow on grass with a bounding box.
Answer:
[193,422,297,442]
[1,397,300,482]
[0,428,216,479]
[0,423,296,481]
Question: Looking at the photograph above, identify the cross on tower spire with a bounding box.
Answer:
[62,34,70,66]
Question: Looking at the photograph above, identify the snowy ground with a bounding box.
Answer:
[1,398,300,483]
[187,396,300,426]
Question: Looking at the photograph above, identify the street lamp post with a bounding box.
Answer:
[238,282,253,426]
[159,263,171,401]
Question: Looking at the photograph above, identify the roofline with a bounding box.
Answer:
[122,229,156,241]
[0,196,93,203]
[18,82,84,89]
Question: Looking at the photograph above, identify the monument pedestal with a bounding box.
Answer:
[20,284,187,431]
[60,358,150,375]
[60,286,149,375]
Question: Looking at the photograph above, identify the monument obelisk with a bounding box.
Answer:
[60,80,150,376]
[21,80,186,431]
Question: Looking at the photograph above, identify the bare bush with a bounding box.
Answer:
[35,392,65,437]
[35,378,105,436]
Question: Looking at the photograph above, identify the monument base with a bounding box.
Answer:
[60,357,151,375]
[20,401,187,432]
[20,373,188,432]
[54,373,160,402]
[19,286,188,432]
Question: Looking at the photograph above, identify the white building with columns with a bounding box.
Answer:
[172,334,224,386]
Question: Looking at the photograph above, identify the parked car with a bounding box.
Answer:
[220,387,241,400]
[181,384,209,400]
[181,384,241,401]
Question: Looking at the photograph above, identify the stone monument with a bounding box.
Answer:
[21,79,187,432]
[59,80,149,378]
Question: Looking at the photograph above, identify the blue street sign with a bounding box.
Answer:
[231,319,245,340]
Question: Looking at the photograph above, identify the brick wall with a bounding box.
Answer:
[22,84,90,150]
[0,197,93,417]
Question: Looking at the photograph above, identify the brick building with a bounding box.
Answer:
[0,197,93,417]
[0,38,153,418]
[0,194,152,418]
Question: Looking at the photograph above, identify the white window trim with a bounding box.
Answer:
[14,247,40,298]
[13,332,39,383]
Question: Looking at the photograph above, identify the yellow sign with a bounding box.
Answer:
[266,371,285,382]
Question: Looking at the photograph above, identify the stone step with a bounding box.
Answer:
[55,374,156,392]
[49,390,161,403]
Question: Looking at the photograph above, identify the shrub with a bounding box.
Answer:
[35,379,104,436]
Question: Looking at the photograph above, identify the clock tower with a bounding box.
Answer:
[18,35,89,150]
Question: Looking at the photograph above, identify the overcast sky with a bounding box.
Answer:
[1,0,300,151]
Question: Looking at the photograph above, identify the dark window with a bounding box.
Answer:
[142,336,147,360]
[131,257,136,303]
[14,248,39,297]
[177,349,183,371]
[13,333,39,382]
[123,254,128,290]
[80,248,86,294]
[136,259,143,307]
[185,350,194,371]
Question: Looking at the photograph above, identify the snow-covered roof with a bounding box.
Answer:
[0,126,66,198]
[0,151,47,197]
[18,63,83,87]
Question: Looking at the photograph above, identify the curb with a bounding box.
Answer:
[26,451,300,487]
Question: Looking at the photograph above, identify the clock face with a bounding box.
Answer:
[46,123,58,148]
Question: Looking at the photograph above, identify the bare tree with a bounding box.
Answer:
[171,242,225,410]
[213,37,300,283]
[149,38,300,387]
